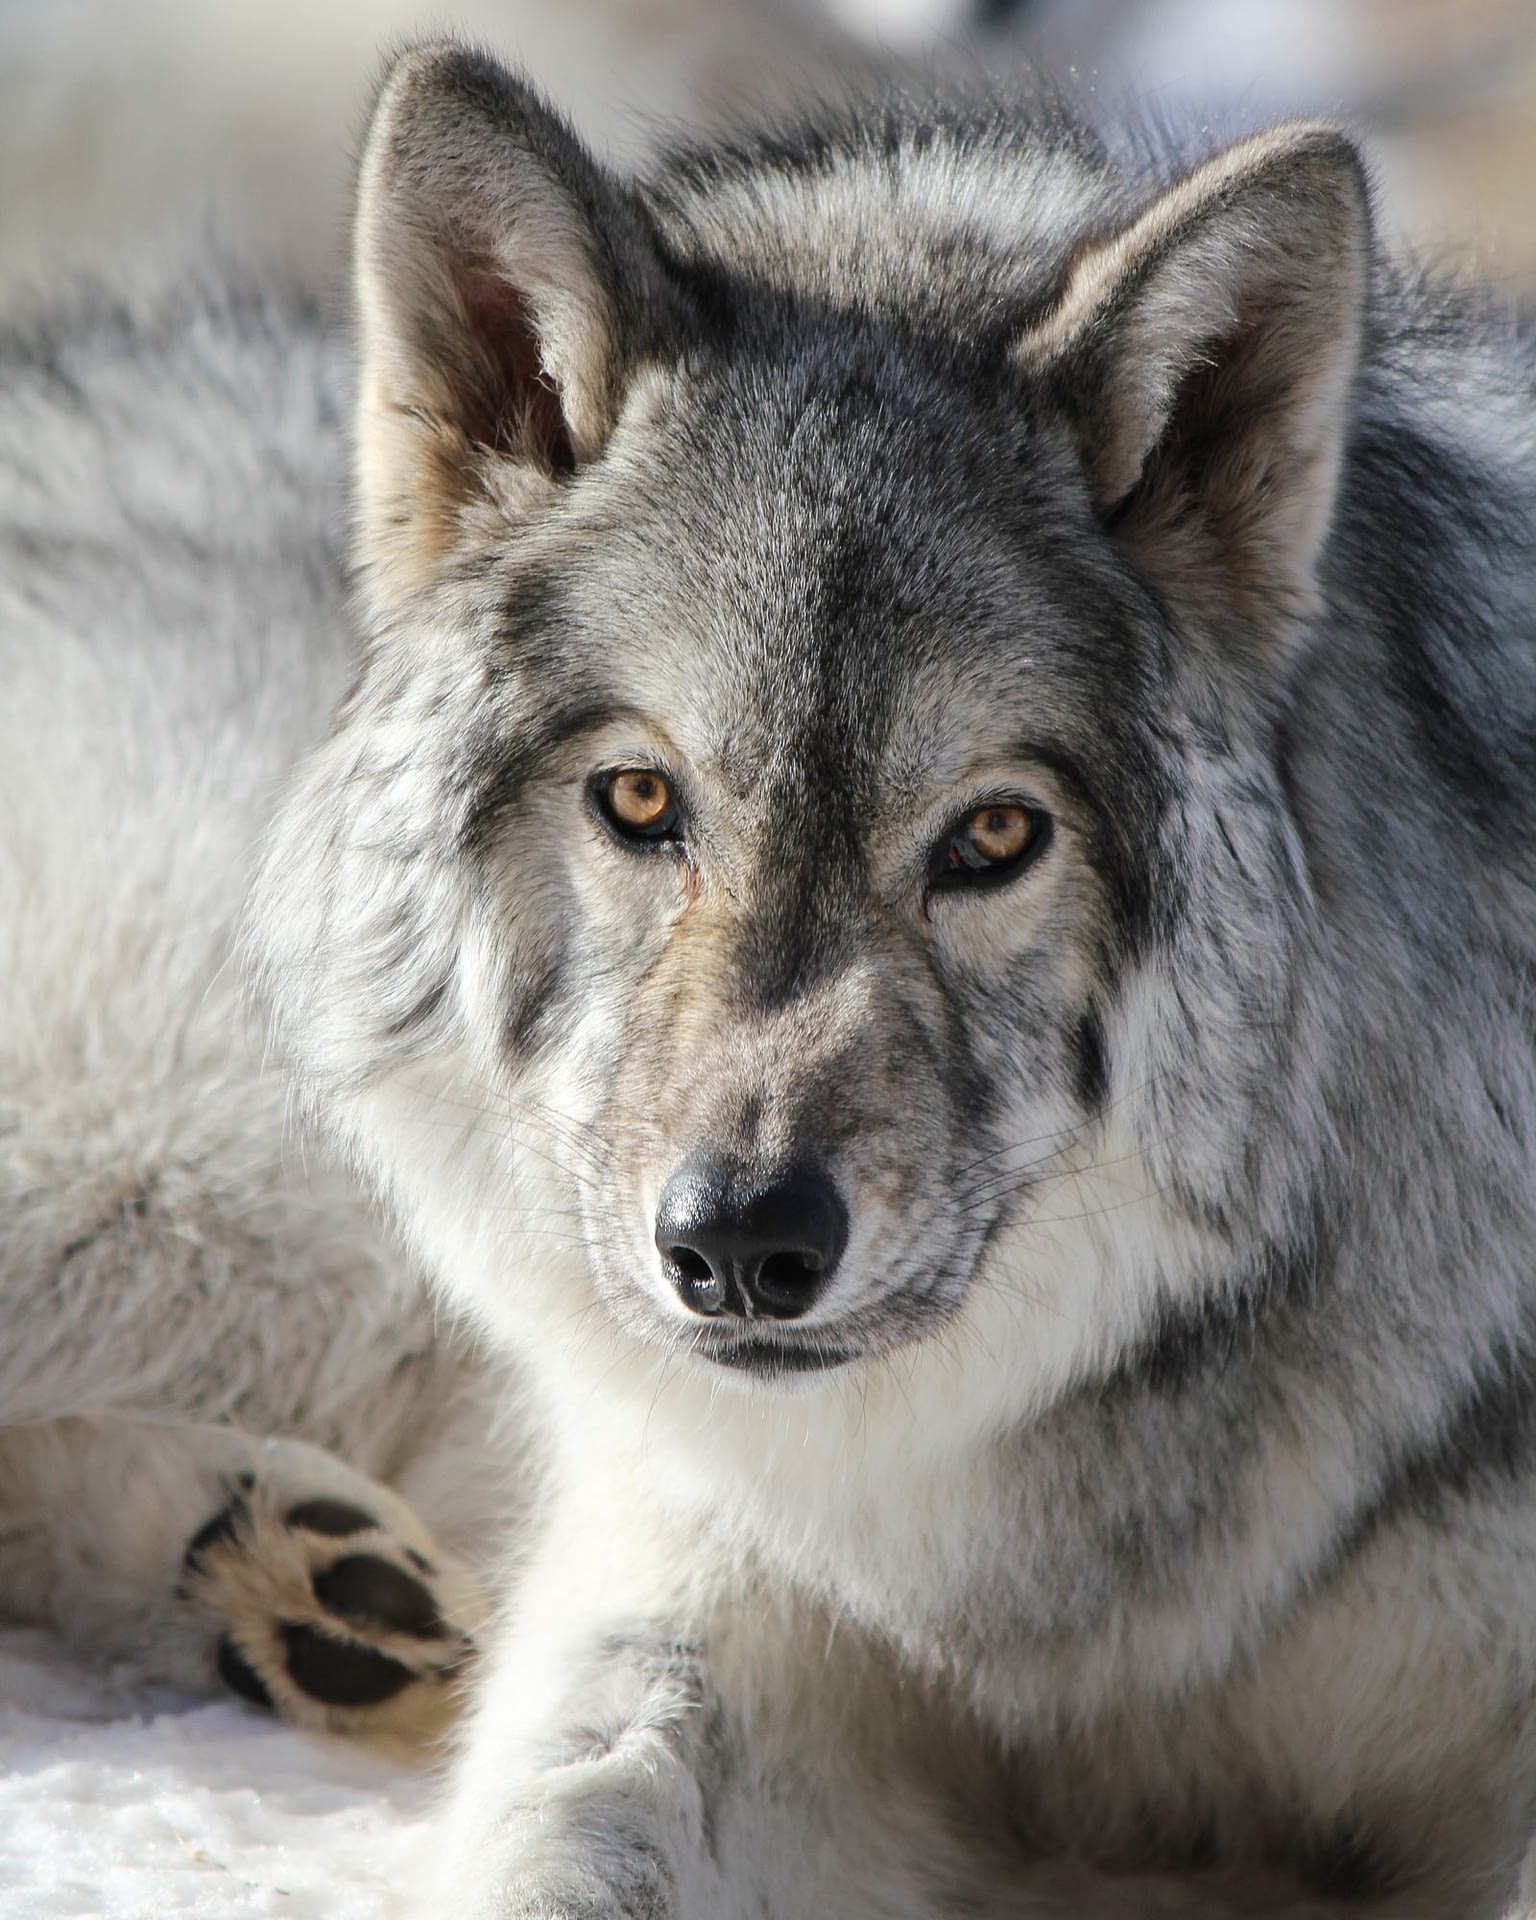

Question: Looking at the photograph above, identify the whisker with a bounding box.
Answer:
[958,1140,1160,1213]
[949,1070,1163,1183]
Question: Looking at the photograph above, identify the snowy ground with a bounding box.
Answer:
[0,1630,437,1920]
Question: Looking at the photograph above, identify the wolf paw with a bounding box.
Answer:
[180,1466,484,1748]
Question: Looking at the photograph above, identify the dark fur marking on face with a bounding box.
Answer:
[1010,725,1175,963]
[1013,737,1106,824]
[1070,1004,1108,1114]
[504,956,565,1060]
[456,563,625,854]
[724,857,863,1018]
[1026,722,1173,966]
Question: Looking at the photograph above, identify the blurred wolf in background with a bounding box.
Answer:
[5,32,1536,1917]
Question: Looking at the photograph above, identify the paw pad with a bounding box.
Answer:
[311,1553,447,1639]
[181,1479,483,1748]
[282,1497,381,1538]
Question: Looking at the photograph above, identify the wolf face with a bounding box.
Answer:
[459,340,1186,1382]
[249,52,1368,1423]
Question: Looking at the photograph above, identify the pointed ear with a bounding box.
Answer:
[1017,125,1369,640]
[353,44,650,602]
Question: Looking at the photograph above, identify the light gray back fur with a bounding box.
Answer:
[0,268,492,1500]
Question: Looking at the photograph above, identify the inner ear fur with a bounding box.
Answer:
[1018,124,1370,639]
[353,44,651,602]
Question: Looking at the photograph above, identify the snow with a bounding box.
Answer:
[0,1631,438,1919]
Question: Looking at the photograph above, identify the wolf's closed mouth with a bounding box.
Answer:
[689,1331,860,1377]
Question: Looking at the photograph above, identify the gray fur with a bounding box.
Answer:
[7,36,1536,1917]
[0,267,511,1730]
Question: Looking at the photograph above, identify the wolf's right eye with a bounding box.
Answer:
[593,769,682,845]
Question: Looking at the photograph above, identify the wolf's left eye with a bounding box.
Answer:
[929,803,1048,891]
[593,769,681,844]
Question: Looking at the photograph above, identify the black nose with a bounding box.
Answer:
[655,1158,847,1320]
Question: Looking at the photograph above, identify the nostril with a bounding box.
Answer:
[667,1245,713,1285]
[750,1251,821,1320]
[662,1243,726,1315]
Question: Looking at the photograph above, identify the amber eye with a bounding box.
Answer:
[969,805,1032,862]
[594,769,682,844]
[929,802,1048,891]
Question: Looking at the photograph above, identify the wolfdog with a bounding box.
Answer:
[4,34,1536,1917]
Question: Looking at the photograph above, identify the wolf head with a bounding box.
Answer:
[252,45,1368,1414]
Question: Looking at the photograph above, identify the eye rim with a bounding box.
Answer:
[588,766,685,849]
[927,800,1050,895]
